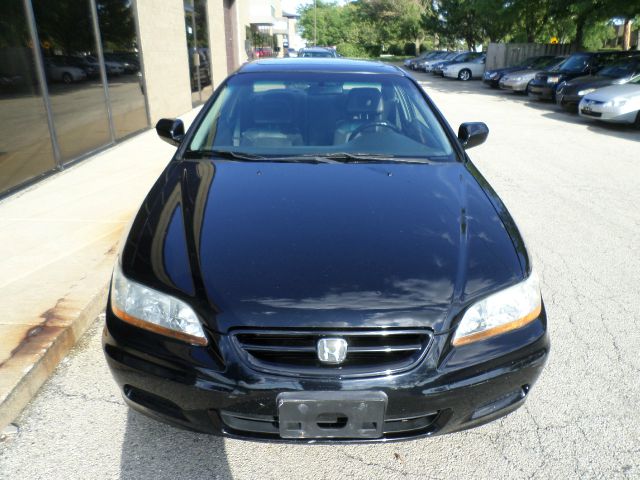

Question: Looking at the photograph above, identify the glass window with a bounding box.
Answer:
[188,72,455,161]
[96,0,149,139]
[185,0,213,106]
[32,0,111,162]
[0,0,56,194]
[559,54,590,73]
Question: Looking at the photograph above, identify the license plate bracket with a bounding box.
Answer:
[277,391,387,439]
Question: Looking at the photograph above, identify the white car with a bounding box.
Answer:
[443,56,486,81]
[578,76,640,127]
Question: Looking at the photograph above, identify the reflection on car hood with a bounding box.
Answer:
[121,160,526,333]
[562,76,613,93]
[583,83,640,101]
[504,69,540,80]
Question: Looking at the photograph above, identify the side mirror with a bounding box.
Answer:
[156,118,184,146]
[458,122,489,150]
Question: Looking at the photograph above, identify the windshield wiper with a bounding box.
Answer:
[307,152,433,164]
[183,149,266,160]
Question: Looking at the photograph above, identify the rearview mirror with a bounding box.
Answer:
[458,122,489,150]
[156,118,184,147]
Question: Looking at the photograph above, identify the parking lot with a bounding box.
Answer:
[0,70,639,480]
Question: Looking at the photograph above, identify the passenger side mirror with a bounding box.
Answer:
[458,122,489,150]
[156,118,184,146]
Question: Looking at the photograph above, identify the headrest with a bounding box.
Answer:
[252,92,297,124]
[346,88,383,114]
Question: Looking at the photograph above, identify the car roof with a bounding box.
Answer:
[237,58,406,76]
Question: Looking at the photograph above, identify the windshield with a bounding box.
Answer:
[528,56,553,68]
[188,72,455,161]
[302,51,334,58]
[598,62,638,78]
[559,54,590,72]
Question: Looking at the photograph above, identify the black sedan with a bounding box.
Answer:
[103,59,549,442]
[528,51,629,101]
[483,55,557,88]
[556,58,640,111]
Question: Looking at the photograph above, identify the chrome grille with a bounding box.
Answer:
[230,329,432,378]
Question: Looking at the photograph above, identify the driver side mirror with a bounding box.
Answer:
[156,118,184,146]
[458,122,489,150]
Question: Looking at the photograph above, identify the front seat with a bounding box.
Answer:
[333,87,383,145]
[240,91,304,147]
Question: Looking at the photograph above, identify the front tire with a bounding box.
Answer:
[458,69,471,81]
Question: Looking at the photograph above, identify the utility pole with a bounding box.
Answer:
[314,0,317,46]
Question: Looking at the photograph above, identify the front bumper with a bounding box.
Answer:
[578,104,638,124]
[499,78,529,92]
[528,82,556,100]
[557,92,582,110]
[103,304,550,442]
[483,77,500,87]
[443,70,457,78]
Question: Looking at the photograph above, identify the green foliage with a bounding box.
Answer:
[297,0,640,58]
[335,42,369,58]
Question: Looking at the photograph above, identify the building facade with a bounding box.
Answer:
[0,0,289,198]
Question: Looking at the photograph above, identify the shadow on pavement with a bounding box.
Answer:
[120,410,232,480]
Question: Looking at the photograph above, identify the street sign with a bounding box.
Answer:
[550,37,559,44]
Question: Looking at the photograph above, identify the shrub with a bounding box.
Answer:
[336,42,369,58]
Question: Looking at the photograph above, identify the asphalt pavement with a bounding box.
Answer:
[0,70,639,480]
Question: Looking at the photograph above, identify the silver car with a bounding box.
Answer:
[500,57,566,93]
[419,52,458,72]
[44,58,87,84]
[443,55,486,81]
[578,76,640,126]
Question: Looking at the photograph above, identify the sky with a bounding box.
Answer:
[281,0,349,15]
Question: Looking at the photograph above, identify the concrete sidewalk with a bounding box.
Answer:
[0,107,200,431]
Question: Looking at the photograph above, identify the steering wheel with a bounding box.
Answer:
[347,121,401,142]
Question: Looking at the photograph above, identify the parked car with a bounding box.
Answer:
[285,48,298,58]
[104,52,140,74]
[579,75,640,127]
[499,57,567,93]
[404,51,443,70]
[527,51,629,101]
[443,54,486,81]
[299,47,339,58]
[418,51,457,72]
[43,58,86,84]
[433,52,483,76]
[59,55,100,77]
[254,47,274,58]
[483,56,557,88]
[103,58,549,441]
[82,55,124,76]
[556,58,640,111]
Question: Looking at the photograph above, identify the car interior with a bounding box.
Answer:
[191,77,453,157]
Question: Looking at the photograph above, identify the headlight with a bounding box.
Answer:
[452,271,541,346]
[512,76,522,81]
[110,263,208,345]
[547,76,559,84]
[604,97,627,108]
[578,88,596,96]
[490,72,498,78]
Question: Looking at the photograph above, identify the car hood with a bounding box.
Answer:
[563,75,617,93]
[583,83,640,101]
[121,160,526,334]
[504,69,539,80]
[489,66,522,75]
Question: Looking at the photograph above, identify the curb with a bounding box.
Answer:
[0,282,109,431]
